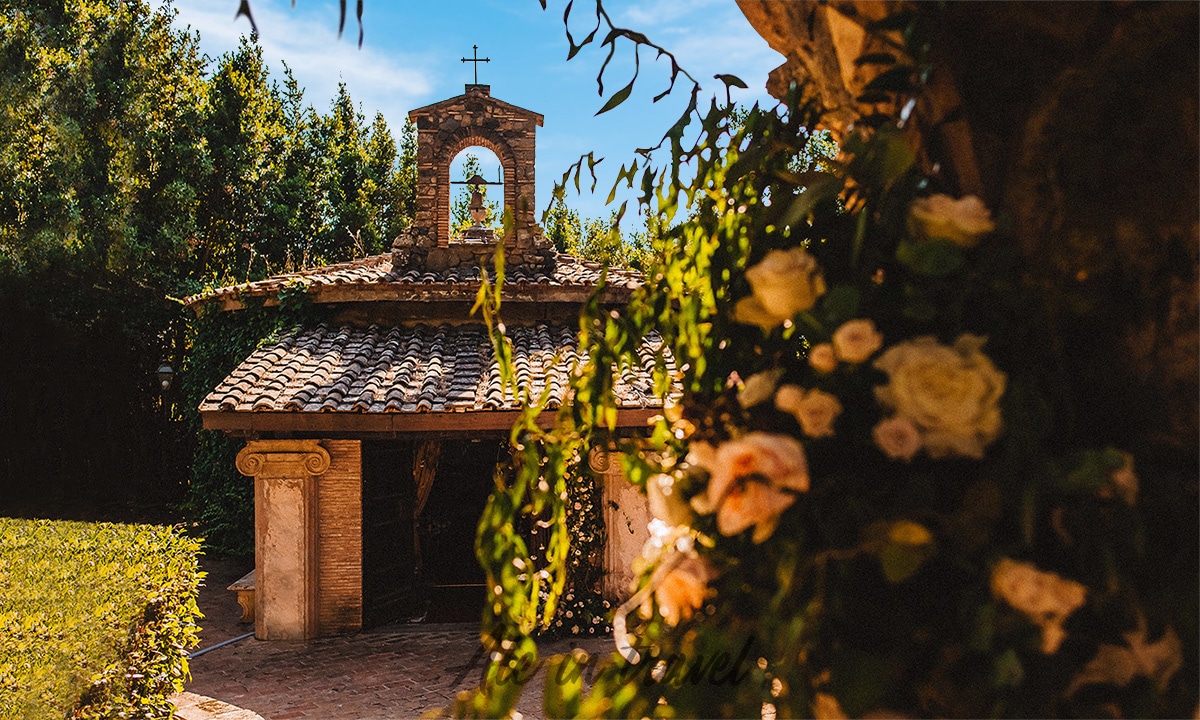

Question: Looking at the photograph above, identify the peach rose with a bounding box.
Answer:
[908,194,995,247]
[775,385,842,438]
[808,343,837,373]
[734,248,826,330]
[691,433,810,543]
[813,693,848,720]
[872,415,922,462]
[832,319,884,364]
[991,557,1087,654]
[874,335,1006,459]
[1102,451,1139,506]
[655,554,715,626]
[647,473,694,528]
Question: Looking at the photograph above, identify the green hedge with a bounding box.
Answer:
[0,518,202,719]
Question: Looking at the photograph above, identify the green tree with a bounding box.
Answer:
[0,0,207,516]
[543,189,582,254]
[195,37,288,284]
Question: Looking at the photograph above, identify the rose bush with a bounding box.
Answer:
[467,13,1194,717]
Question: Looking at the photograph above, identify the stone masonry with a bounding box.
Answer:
[392,84,555,273]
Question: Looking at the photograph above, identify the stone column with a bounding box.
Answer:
[592,447,651,604]
[236,440,331,640]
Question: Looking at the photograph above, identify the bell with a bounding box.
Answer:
[469,189,487,225]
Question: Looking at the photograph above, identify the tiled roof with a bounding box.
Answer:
[184,253,641,308]
[201,322,666,415]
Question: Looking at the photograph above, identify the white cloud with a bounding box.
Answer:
[166,0,433,125]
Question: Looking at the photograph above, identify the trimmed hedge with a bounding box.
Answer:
[0,518,202,719]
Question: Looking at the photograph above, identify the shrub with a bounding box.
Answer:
[0,518,202,719]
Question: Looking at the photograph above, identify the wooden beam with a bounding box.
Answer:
[202,408,660,434]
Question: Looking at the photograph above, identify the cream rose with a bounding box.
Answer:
[872,415,923,462]
[734,247,826,330]
[832,319,884,364]
[690,432,810,543]
[775,385,842,438]
[908,194,995,247]
[655,554,715,626]
[991,557,1087,654]
[808,343,837,374]
[739,368,784,408]
[874,335,1006,459]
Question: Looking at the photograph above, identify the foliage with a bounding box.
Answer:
[182,284,326,558]
[543,189,650,270]
[463,3,1197,719]
[0,0,415,524]
[0,518,202,719]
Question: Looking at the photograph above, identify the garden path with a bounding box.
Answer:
[185,558,609,719]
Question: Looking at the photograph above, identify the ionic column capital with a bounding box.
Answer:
[236,440,331,478]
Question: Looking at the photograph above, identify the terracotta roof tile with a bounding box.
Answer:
[201,322,666,415]
[184,253,641,308]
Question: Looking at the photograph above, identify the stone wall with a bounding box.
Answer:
[392,84,555,273]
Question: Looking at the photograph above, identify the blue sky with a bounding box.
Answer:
[167,0,784,223]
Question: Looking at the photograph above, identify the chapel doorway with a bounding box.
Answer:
[361,436,506,627]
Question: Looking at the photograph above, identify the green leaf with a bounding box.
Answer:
[714,73,748,89]
[879,543,928,583]
[781,174,844,227]
[896,238,965,277]
[820,284,861,325]
[596,79,634,116]
[828,652,892,718]
[991,648,1025,688]
[543,650,586,719]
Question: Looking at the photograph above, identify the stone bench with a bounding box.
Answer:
[227,570,255,624]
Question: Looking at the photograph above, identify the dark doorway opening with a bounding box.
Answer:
[419,438,505,622]
[361,437,505,627]
[361,440,417,628]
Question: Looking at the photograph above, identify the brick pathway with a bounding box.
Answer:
[187,559,609,719]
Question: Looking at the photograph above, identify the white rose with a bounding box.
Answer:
[832,318,884,364]
[775,385,842,438]
[691,432,810,543]
[872,415,922,462]
[907,194,995,247]
[808,343,837,374]
[874,335,1006,459]
[734,247,826,330]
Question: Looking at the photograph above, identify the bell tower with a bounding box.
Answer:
[391,83,553,272]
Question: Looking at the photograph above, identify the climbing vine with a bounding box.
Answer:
[460,3,1196,719]
[182,282,325,557]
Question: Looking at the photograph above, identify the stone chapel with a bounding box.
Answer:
[187,84,655,641]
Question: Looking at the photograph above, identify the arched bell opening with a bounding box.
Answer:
[449,146,505,243]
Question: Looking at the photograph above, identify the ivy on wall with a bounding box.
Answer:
[181,282,323,558]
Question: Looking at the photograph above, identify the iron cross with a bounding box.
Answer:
[461,45,490,84]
